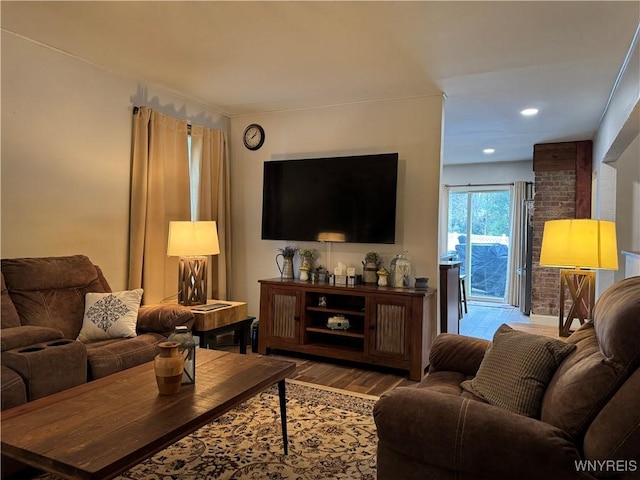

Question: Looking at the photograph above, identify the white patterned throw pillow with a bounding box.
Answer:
[77,289,143,342]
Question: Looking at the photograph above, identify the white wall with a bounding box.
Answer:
[612,134,640,282]
[593,26,639,290]
[1,32,228,289]
[229,96,444,316]
[441,160,534,186]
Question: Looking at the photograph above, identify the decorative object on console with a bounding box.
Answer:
[167,221,220,306]
[154,341,184,395]
[276,246,297,279]
[414,277,429,290]
[298,248,318,282]
[242,123,265,151]
[377,267,389,286]
[327,315,350,330]
[539,219,618,337]
[167,325,196,385]
[77,289,143,342]
[313,266,328,283]
[318,295,327,307]
[390,252,412,288]
[362,252,381,284]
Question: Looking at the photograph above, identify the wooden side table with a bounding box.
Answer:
[172,301,254,354]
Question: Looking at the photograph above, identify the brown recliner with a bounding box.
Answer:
[1,255,195,406]
[374,276,640,480]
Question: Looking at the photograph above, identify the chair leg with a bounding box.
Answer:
[460,276,468,315]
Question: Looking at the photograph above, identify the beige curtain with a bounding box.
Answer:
[507,181,533,306]
[190,126,232,300]
[129,106,191,304]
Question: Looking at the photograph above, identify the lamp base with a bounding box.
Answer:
[177,256,208,306]
[558,268,595,337]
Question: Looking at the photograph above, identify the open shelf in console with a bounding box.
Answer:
[306,326,365,339]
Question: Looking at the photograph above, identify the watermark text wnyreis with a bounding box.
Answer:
[575,460,637,473]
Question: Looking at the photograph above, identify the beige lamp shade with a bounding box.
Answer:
[540,219,618,270]
[167,221,220,257]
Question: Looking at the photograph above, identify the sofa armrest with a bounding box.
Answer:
[136,304,195,337]
[428,333,489,375]
[374,387,590,480]
[1,326,64,352]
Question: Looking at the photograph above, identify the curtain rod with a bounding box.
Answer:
[444,181,533,188]
[132,106,192,133]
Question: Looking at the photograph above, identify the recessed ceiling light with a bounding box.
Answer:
[483,148,495,154]
[520,108,539,116]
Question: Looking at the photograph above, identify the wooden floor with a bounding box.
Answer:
[220,301,538,397]
[222,345,417,397]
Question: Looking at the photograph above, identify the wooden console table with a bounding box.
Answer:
[258,278,437,381]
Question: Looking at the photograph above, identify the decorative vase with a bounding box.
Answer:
[276,254,295,280]
[363,261,378,284]
[154,341,184,395]
[300,269,309,281]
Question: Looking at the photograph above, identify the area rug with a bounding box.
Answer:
[36,380,379,479]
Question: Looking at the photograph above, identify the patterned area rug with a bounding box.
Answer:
[36,380,379,479]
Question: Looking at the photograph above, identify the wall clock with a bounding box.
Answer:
[243,124,265,151]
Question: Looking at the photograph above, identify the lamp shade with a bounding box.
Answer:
[167,221,220,256]
[539,219,618,270]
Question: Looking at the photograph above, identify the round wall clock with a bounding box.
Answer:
[243,124,265,151]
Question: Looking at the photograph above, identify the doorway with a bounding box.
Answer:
[446,188,511,303]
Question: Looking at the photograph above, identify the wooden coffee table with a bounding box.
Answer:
[1,349,296,480]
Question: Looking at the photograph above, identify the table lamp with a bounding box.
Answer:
[539,219,618,336]
[167,221,220,306]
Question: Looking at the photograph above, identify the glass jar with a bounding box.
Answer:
[167,326,196,385]
[390,252,412,288]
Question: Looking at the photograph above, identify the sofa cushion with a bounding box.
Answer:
[461,324,576,417]
[1,273,21,329]
[583,367,640,468]
[1,255,111,339]
[77,289,143,343]
[541,276,640,439]
[85,333,165,380]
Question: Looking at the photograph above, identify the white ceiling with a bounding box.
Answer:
[2,1,639,165]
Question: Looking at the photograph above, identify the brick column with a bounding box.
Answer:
[531,141,592,316]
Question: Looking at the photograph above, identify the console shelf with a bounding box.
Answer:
[306,326,365,338]
[306,306,366,317]
[258,278,437,381]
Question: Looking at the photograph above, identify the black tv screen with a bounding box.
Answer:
[262,153,398,244]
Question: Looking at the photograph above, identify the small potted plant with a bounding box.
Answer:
[278,246,297,258]
[362,252,381,284]
[298,248,317,281]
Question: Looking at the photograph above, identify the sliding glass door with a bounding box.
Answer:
[447,188,511,302]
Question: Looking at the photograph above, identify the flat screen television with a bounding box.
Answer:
[261,152,398,244]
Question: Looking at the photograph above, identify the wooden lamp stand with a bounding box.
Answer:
[558,268,595,337]
[177,256,208,306]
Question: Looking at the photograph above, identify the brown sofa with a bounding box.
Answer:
[1,255,194,410]
[374,276,640,480]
